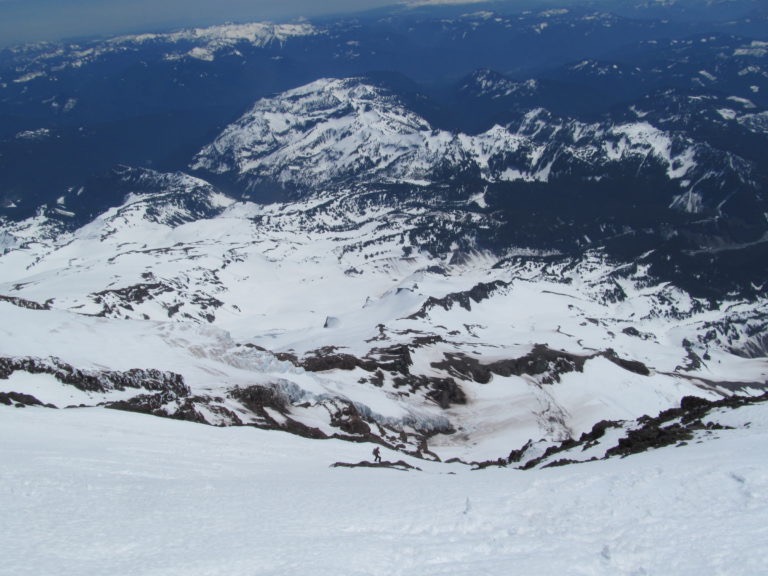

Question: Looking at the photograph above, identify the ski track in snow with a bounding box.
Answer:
[1,406,767,576]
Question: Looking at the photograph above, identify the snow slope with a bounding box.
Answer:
[2,403,767,576]
[0,18,766,572]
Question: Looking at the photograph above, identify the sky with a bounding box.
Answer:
[0,0,450,48]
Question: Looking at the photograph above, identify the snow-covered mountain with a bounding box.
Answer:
[2,21,321,77]
[2,24,767,461]
[184,74,768,298]
[2,4,768,573]
[192,77,716,192]
[2,161,766,463]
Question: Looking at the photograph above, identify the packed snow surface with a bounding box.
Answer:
[2,405,767,576]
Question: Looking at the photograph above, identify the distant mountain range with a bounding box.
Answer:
[0,0,766,464]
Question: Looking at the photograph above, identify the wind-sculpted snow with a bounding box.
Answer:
[192,78,714,192]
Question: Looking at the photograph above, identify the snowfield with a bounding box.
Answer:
[2,404,767,576]
[1,171,767,462]
[1,7,767,576]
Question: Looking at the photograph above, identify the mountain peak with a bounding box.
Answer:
[191,77,437,191]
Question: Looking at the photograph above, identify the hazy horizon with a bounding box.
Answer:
[0,0,418,48]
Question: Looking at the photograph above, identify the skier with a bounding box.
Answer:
[373,446,381,463]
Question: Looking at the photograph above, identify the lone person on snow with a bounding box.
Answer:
[373,446,382,463]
